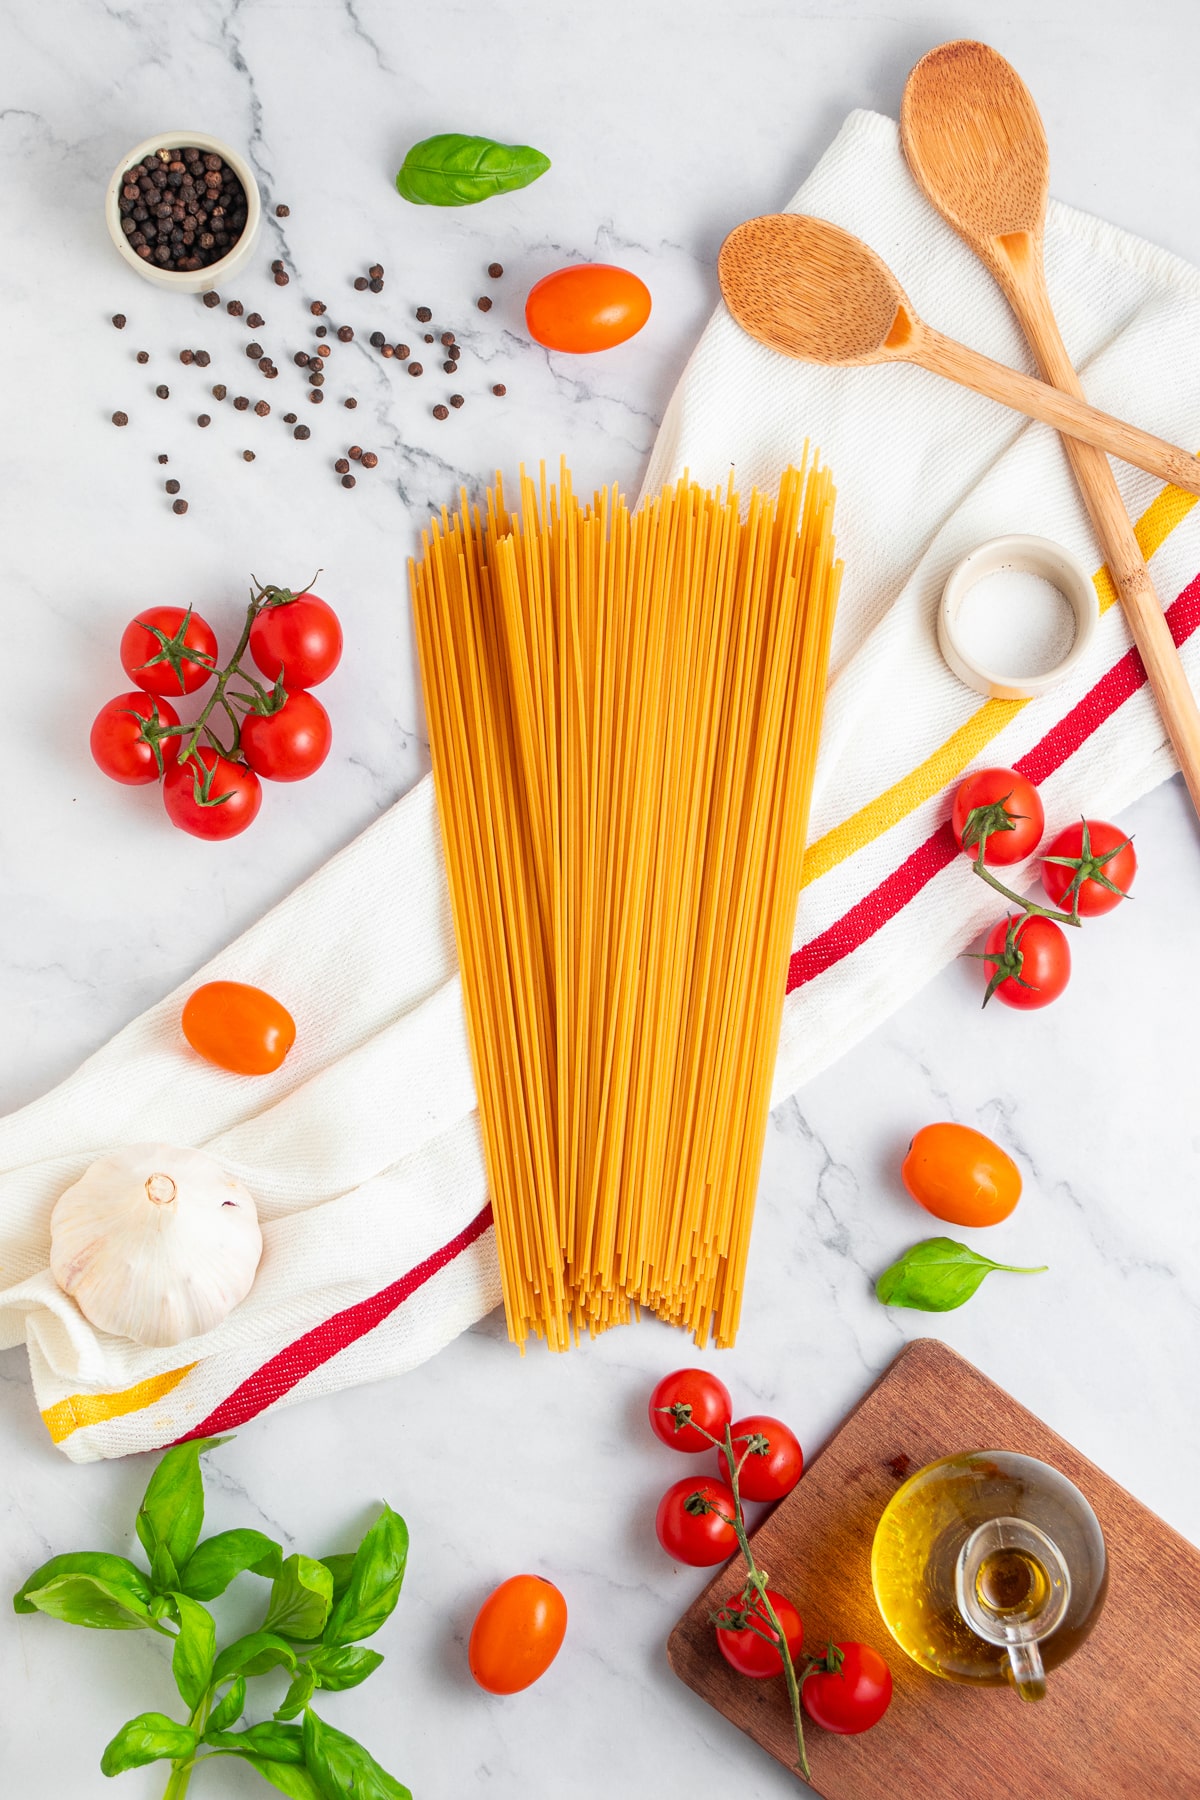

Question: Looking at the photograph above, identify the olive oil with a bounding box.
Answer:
[871,1451,1107,1697]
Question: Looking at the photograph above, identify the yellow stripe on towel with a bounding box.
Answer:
[41,1363,198,1445]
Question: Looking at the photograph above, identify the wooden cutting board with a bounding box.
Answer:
[667,1338,1200,1798]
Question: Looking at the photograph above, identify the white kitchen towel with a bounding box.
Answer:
[4,109,1200,1459]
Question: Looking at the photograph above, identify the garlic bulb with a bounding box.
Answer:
[50,1144,263,1348]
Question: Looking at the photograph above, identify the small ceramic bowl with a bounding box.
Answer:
[105,130,261,295]
[937,533,1098,702]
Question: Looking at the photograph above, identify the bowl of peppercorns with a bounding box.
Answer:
[105,130,261,292]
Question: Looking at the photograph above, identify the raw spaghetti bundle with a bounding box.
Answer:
[410,459,841,1349]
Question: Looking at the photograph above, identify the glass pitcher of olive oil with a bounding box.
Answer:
[871,1451,1107,1701]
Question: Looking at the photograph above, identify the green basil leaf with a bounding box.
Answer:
[100,1712,197,1775]
[318,1554,356,1605]
[875,1237,1048,1312]
[151,1542,181,1594]
[13,1553,150,1616]
[207,1675,247,1734]
[303,1708,412,1800]
[206,1721,306,1763]
[274,1663,316,1721]
[213,1630,298,1682]
[308,1644,384,1691]
[395,133,550,207]
[180,1530,283,1601]
[136,1437,229,1573]
[323,1505,408,1646]
[170,1593,216,1709]
[19,1571,154,1632]
[264,1554,333,1641]
[240,1759,324,1799]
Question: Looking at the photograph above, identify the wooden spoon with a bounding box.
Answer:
[901,39,1200,816]
[717,214,1200,497]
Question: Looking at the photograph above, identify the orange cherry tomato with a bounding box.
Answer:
[524,264,651,352]
[181,981,296,1076]
[902,1123,1021,1228]
[469,1574,567,1695]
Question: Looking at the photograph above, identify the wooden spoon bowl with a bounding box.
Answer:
[717,214,910,366]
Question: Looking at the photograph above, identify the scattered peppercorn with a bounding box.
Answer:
[381,345,395,359]
[450,393,464,408]
[202,290,220,307]
[344,397,357,408]
[337,326,353,342]
[265,365,278,379]
[354,276,369,291]
[395,343,410,359]
[180,349,195,365]
[416,307,432,322]
[112,314,127,329]
[212,384,227,400]
[341,474,356,488]
[112,410,129,426]
[448,345,461,360]
[311,301,326,316]
[477,296,492,312]
[254,400,270,417]
[488,263,503,278]
[369,264,384,280]
[246,346,263,363]
[247,312,265,328]
[360,451,378,469]
[369,278,383,293]
[227,299,244,317]
[166,478,181,493]
[334,457,350,474]
[258,356,273,374]
[283,412,298,423]
[348,445,363,460]
[309,372,324,386]
[408,362,422,376]
[156,384,170,398]
[275,203,290,217]
[440,331,456,346]
[135,350,149,365]
[432,404,449,420]
[275,271,289,286]
[243,448,256,461]
[318,344,331,359]
[492,383,506,396]
[234,395,250,410]
[291,352,307,368]
[293,424,311,440]
[309,390,323,404]
[442,361,456,374]
[197,413,210,427]
[172,498,189,514]
[271,260,284,274]
[315,325,328,338]
[370,331,385,348]
[307,356,322,372]
[423,333,434,344]
[195,350,211,368]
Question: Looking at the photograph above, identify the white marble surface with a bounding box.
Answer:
[4,2,1200,1795]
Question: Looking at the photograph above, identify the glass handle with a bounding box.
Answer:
[1006,1636,1047,1702]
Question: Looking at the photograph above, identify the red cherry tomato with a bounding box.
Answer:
[181,981,296,1075]
[249,592,342,689]
[468,1575,567,1694]
[120,606,218,697]
[648,1368,732,1453]
[1041,819,1136,917]
[715,1590,803,1678]
[162,749,262,840]
[802,1642,893,1734]
[655,1477,739,1566]
[951,768,1044,866]
[240,690,332,782]
[90,692,181,785]
[525,264,651,353]
[981,913,1070,1010]
[718,1416,804,1503]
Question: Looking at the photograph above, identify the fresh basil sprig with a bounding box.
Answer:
[395,132,550,205]
[875,1236,1048,1311]
[12,1438,410,1798]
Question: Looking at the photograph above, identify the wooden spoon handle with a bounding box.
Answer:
[1002,269,1200,815]
[916,325,1200,497]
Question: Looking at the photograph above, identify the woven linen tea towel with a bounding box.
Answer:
[4,110,1200,1459]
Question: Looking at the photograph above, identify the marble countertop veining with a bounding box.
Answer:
[3,2,1200,1795]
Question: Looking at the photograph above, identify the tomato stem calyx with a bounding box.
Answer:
[1042,819,1135,911]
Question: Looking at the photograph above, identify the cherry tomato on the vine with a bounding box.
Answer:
[525,264,652,353]
[249,592,342,690]
[902,1123,1021,1227]
[981,914,1070,1010]
[655,1477,739,1566]
[715,1590,803,1678]
[240,690,332,782]
[802,1642,893,1734]
[951,768,1044,866]
[1041,819,1136,917]
[162,748,262,840]
[181,981,296,1075]
[90,692,181,785]
[120,606,218,697]
[468,1575,567,1695]
[648,1368,732,1453]
[718,1416,804,1502]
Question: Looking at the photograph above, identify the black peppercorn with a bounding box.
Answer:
[294,352,309,367]
[344,397,357,408]
[309,372,324,386]
[172,498,188,514]
[415,306,432,322]
[283,412,297,423]
[368,264,384,279]
[353,276,369,291]
[157,453,168,464]
[294,424,311,439]
[112,410,129,426]
[492,383,506,396]
[258,356,273,374]
[247,312,265,328]
[194,350,211,367]
[112,313,127,329]
[276,203,290,217]
[317,345,331,359]
[360,451,378,469]
[442,361,456,374]
[310,301,326,316]
[448,345,461,360]
[341,474,356,488]
[368,278,383,293]
[408,362,422,376]
[395,343,410,359]
[179,349,195,364]
[337,326,353,342]
[243,449,256,461]
[348,446,362,460]
[254,400,270,417]
[370,331,385,348]
[271,259,284,273]
[423,333,434,344]
[308,356,323,372]
[246,342,263,359]
[487,262,503,279]
[335,457,350,473]
[440,332,456,346]
[477,296,492,312]
[202,290,220,307]
[315,325,328,338]
[450,393,464,408]
[234,395,249,410]
[309,389,323,404]
[274,270,289,286]
[156,384,170,398]
[197,413,210,427]
[212,384,227,399]
[381,345,395,359]
[227,300,244,316]
[165,478,180,493]
[136,350,150,364]
[432,404,448,420]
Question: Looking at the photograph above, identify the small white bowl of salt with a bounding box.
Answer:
[937,534,1098,702]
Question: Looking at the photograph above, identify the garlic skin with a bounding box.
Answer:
[50,1144,263,1348]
